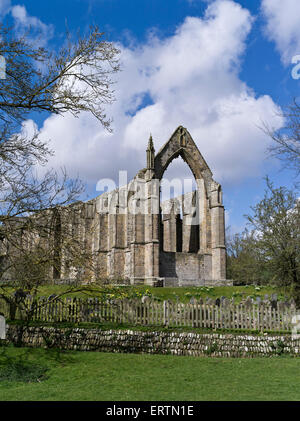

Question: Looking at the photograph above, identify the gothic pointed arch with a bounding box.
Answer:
[154,126,213,190]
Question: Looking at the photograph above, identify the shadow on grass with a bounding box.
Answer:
[0,345,48,383]
[0,342,77,385]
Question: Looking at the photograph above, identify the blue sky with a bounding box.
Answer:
[1,0,300,233]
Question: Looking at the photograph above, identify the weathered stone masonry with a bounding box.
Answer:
[4,126,231,287]
[5,326,300,358]
[78,127,229,286]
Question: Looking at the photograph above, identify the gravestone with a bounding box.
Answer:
[289,298,296,307]
[141,295,151,304]
[270,300,277,310]
[0,315,6,340]
[244,297,253,308]
[206,298,214,305]
[222,298,230,308]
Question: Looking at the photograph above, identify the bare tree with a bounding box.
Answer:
[0,22,120,196]
[0,23,120,322]
[265,99,300,176]
[0,23,119,130]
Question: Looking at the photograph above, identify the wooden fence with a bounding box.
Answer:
[0,297,297,332]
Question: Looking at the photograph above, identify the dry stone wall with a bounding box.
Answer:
[5,325,300,358]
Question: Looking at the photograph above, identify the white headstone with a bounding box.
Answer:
[0,315,6,340]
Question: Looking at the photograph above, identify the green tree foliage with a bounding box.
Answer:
[226,229,270,285]
[227,178,300,302]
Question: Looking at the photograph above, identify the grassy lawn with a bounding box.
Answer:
[0,346,299,401]
[2,284,289,303]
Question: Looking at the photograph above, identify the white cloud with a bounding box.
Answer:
[12,4,45,28]
[0,1,53,44]
[11,4,53,44]
[261,0,300,64]
[32,0,283,193]
[0,0,11,16]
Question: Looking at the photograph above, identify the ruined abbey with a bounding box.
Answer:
[59,126,230,286]
[1,126,231,287]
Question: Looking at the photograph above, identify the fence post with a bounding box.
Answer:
[1,294,293,332]
[0,314,6,340]
[163,300,169,326]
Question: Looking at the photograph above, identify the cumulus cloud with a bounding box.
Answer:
[261,0,300,64]
[0,0,11,16]
[11,4,53,44]
[32,0,283,193]
[0,1,53,44]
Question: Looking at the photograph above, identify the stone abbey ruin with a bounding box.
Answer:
[1,126,231,287]
[63,126,229,286]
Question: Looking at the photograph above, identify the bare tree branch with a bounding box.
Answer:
[264,98,300,176]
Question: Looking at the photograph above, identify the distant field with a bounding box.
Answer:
[4,284,289,303]
[0,346,299,401]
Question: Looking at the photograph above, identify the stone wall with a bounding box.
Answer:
[5,325,300,357]
[159,252,232,286]
[160,252,202,283]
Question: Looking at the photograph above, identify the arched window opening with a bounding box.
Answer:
[159,155,199,253]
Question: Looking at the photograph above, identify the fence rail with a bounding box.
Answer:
[0,297,297,332]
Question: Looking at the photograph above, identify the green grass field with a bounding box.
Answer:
[4,284,289,303]
[0,346,299,401]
